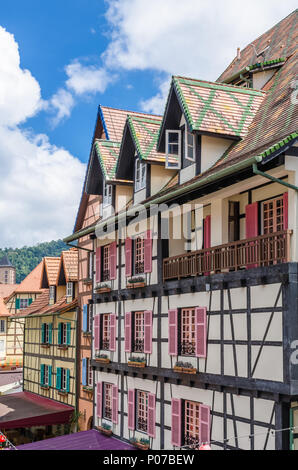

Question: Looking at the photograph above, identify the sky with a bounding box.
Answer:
[0,0,296,248]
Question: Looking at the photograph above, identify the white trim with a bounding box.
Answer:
[135,158,147,192]
[166,129,181,169]
[103,182,113,207]
[185,129,196,162]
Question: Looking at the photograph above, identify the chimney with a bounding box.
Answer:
[237,47,241,60]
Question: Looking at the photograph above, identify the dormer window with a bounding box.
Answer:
[185,130,195,162]
[135,159,146,192]
[103,182,113,207]
[49,286,56,302]
[166,130,181,169]
[66,282,73,298]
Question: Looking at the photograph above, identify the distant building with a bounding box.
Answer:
[0,255,16,285]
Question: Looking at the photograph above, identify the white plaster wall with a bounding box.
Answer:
[180,164,195,184]
[252,69,275,90]
[201,135,231,173]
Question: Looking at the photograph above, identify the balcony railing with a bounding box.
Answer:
[163,230,292,282]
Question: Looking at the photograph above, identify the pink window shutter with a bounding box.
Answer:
[110,242,117,280]
[245,202,258,268]
[112,385,118,424]
[125,237,132,277]
[144,229,152,273]
[95,247,101,283]
[283,192,288,230]
[144,310,153,354]
[171,398,182,447]
[195,307,207,358]
[110,314,116,351]
[199,404,211,446]
[148,393,156,438]
[96,382,102,418]
[127,389,135,430]
[94,314,100,350]
[168,309,178,355]
[124,312,132,352]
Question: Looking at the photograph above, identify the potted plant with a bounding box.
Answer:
[97,422,113,437]
[83,277,92,285]
[95,353,110,364]
[127,277,146,289]
[95,282,111,293]
[82,330,92,338]
[130,437,150,450]
[173,361,197,374]
[82,385,93,393]
[127,356,146,368]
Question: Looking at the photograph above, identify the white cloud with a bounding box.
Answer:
[65,60,114,95]
[140,77,170,115]
[0,27,85,248]
[49,88,75,126]
[103,0,297,108]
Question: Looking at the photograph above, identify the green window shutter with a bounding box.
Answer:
[66,369,70,393]
[48,365,52,387]
[41,323,45,344]
[28,298,33,306]
[15,299,20,310]
[66,323,71,345]
[56,367,61,390]
[58,323,62,345]
[40,364,45,386]
[48,324,53,344]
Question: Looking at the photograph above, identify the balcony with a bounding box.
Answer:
[163,230,292,282]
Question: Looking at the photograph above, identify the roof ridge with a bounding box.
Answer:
[100,105,162,117]
[174,75,266,95]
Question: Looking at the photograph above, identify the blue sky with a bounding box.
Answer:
[0,0,296,247]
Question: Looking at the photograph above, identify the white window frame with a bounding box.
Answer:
[19,299,29,310]
[103,182,113,207]
[62,323,67,345]
[66,282,73,298]
[44,365,49,386]
[88,305,92,333]
[0,320,5,333]
[88,253,93,279]
[165,129,181,169]
[87,358,93,387]
[44,323,49,344]
[135,158,147,192]
[61,368,67,391]
[185,129,196,162]
[49,285,55,301]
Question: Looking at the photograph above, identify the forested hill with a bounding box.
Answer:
[0,240,69,283]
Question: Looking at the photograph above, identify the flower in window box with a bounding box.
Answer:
[173,361,197,374]
[130,437,150,450]
[127,356,146,368]
[95,353,110,364]
[97,423,113,437]
[95,282,111,293]
[127,276,146,289]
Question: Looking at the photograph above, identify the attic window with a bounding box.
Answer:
[166,130,181,169]
[66,282,73,298]
[135,158,146,192]
[185,131,195,162]
[103,182,113,207]
[49,286,56,302]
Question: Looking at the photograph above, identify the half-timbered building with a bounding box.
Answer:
[64,11,298,450]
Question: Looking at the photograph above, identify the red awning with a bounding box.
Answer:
[0,392,73,430]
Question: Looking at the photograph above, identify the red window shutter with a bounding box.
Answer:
[112,385,118,424]
[96,382,102,418]
[124,312,132,352]
[168,309,178,355]
[204,215,211,249]
[125,237,132,277]
[110,314,116,351]
[245,202,258,238]
[283,192,288,230]
[144,229,152,273]
[144,310,153,354]
[148,393,156,438]
[199,404,211,446]
[127,389,135,430]
[94,314,100,350]
[195,307,207,358]
[171,398,182,447]
[95,247,101,283]
[110,242,117,280]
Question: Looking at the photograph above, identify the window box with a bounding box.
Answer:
[128,357,146,368]
[82,331,92,338]
[174,362,197,375]
[95,355,110,364]
[57,345,69,351]
[97,425,112,437]
[83,277,92,285]
[127,277,146,289]
[58,390,68,397]
[40,385,50,390]
[82,386,93,393]
[95,284,111,294]
[41,343,51,349]
[130,438,150,450]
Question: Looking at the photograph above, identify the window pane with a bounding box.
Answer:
[168,132,179,143]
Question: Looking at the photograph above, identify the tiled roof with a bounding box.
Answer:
[218,10,297,83]
[13,261,43,295]
[43,257,61,286]
[16,293,77,318]
[0,284,18,298]
[0,255,13,267]
[0,297,10,317]
[172,76,265,139]
[14,290,49,317]
[94,140,121,180]
[59,248,78,283]
[127,114,166,162]
[100,105,161,142]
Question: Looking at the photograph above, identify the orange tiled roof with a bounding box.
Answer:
[0,297,10,317]
[94,140,120,180]
[127,114,167,162]
[14,289,49,317]
[0,284,18,299]
[58,248,78,284]
[15,292,77,318]
[13,261,43,294]
[43,257,61,287]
